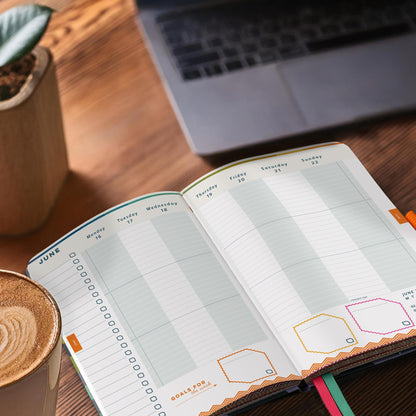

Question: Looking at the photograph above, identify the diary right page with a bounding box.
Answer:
[183,142,416,377]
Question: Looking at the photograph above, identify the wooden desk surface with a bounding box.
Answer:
[1,0,416,414]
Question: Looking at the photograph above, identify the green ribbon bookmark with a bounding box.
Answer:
[322,373,355,416]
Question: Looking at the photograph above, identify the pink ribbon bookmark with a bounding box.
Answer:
[313,376,343,416]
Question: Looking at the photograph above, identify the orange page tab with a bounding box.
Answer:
[67,333,82,353]
[406,211,416,230]
[389,208,407,224]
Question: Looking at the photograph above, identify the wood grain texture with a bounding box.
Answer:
[0,0,415,415]
[0,46,68,235]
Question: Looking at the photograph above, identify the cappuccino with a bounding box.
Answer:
[0,270,62,416]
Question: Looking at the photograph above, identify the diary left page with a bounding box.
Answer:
[27,192,300,416]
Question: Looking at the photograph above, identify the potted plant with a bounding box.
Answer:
[0,4,68,235]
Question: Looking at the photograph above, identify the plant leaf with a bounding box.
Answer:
[0,5,54,66]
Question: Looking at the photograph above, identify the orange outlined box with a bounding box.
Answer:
[294,314,357,354]
[218,349,277,384]
[67,333,82,353]
[389,209,407,224]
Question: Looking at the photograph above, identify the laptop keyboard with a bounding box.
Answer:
[156,0,416,81]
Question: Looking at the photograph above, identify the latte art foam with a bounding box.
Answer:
[0,307,37,380]
[0,272,60,387]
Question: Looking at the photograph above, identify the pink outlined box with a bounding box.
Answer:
[346,298,414,335]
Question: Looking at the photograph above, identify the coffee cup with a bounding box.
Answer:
[0,270,62,416]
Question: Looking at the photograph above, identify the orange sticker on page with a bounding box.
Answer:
[67,333,82,353]
[389,209,407,224]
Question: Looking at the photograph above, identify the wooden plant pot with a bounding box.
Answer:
[0,46,68,235]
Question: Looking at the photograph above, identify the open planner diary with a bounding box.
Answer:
[27,142,416,416]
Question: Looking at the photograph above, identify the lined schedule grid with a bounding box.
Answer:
[83,210,266,387]
[195,162,416,335]
[34,258,165,416]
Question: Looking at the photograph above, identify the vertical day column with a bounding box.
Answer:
[118,216,232,371]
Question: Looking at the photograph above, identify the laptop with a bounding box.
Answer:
[136,0,416,155]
